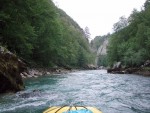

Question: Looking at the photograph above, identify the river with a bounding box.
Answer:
[0,70,150,113]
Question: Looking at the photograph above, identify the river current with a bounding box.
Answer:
[0,70,150,113]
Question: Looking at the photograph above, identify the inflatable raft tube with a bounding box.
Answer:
[43,106,102,113]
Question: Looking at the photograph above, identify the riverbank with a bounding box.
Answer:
[20,67,75,79]
[107,67,150,76]
[20,64,98,79]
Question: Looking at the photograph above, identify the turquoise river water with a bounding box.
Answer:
[0,70,150,113]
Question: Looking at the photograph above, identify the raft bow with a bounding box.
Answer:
[43,106,102,113]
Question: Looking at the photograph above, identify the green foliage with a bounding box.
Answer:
[0,0,36,59]
[97,55,108,67]
[0,0,94,68]
[57,9,94,67]
[113,16,128,32]
[107,1,150,67]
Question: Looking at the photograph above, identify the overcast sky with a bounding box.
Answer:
[52,0,146,39]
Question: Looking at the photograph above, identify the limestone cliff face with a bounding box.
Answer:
[0,47,26,93]
[97,39,108,56]
[95,39,108,66]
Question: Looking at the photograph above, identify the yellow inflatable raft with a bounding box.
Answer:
[43,106,102,113]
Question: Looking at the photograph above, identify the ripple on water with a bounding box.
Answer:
[0,70,150,113]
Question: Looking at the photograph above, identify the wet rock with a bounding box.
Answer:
[20,67,74,79]
[17,90,41,98]
[22,69,44,78]
[0,46,26,93]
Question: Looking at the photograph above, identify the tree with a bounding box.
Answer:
[144,0,150,9]
[0,0,94,68]
[113,16,128,32]
[84,26,91,40]
[0,0,37,60]
[107,0,150,67]
[97,55,108,67]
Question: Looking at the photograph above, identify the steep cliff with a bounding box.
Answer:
[91,34,109,67]
[96,39,108,56]
[95,39,108,66]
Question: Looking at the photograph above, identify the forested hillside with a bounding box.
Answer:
[0,0,94,68]
[107,0,150,67]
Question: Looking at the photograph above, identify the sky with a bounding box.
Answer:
[52,0,146,39]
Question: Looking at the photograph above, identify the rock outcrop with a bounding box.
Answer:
[96,39,108,56]
[0,47,26,93]
[95,39,108,66]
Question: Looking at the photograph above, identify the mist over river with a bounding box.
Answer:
[0,70,150,113]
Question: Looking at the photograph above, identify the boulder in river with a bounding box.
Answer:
[0,46,26,93]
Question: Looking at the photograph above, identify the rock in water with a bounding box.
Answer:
[0,47,26,93]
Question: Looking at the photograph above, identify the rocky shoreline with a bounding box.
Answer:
[107,61,150,76]
[107,67,150,76]
[0,46,73,94]
[20,64,99,79]
[0,46,96,94]
[20,67,74,79]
